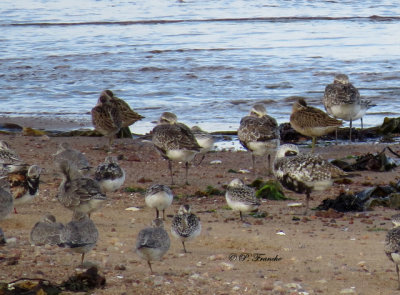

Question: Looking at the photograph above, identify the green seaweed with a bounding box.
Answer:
[255,180,288,200]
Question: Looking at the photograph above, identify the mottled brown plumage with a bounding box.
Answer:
[290,97,342,152]
[385,215,400,290]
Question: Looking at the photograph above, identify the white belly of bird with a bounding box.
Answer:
[13,191,38,206]
[145,192,173,210]
[226,197,257,213]
[248,140,279,156]
[136,247,165,261]
[166,149,197,162]
[392,253,400,265]
[99,174,125,193]
[305,179,333,191]
[304,126,338,137]
[196,138,214,153]
[330,104,362,121]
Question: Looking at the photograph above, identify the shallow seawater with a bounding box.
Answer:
[1,0,399,134]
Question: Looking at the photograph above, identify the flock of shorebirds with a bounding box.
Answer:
[1,73,400,289]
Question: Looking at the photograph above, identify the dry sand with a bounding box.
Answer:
[1,132,400,295]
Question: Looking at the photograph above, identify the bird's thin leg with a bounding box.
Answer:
[311,137,316,153]
[168,160,174,185]
[148,261,154,274]
[14,207,18,214]
[239,211,243,221]
[81,253,85,265]
[267,154,272,176]
[182,241,187,253]
[185,161,190,185]
[197,154,206,166]
[252,154,256,174]
[162,209,165,221]
[397,264,400,290]
[303,193,310,215]
[156,209,159,219]
[361,117,364,130]
[349,119,353,141]
[335,127,338,144]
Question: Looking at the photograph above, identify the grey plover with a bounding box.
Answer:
[8,165,41,213]
[0,186,13,221]
[30,213,65,246]
[290,97,342,152]
[152,112,200,185]
[57,160,107,216]
[191,126,215,165]
[145,184,173,220]
[59,211,99,264]
[91,93,122,151]
[238,104,280,174]
[225,178,261,221]
[135,218,170,274]
[94,156,125,193]
[323,74,375,140]
[273,144,345,215]
[385,214,400,290]
[53,142,91,176]
[171,204,201,253]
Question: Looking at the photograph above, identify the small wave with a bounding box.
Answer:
[3,15,399,27]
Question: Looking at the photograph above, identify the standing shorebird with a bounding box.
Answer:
[101,90,144,137]
[0,140,25,175]
[273,144,345,215]
[91,93,122,151]
[57,160,107,217]
[152,112,200,185]
[225,178,261,221]
[171,204,201,253]
[135,218,170,274]
[191,126,215,165]
[53,142,91,176]
[8,165,41,213]
[238,104,279,174]
[30,213,65,246]
[94,156,125,193]
[0,186,13,221]
[290,97,342,152]
[323,74,374,141]
[59,211,99,264]
[145,184,173,220]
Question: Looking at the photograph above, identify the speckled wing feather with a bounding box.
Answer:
[324,82,360,107]
[172,213,200,238]
[30,219,64,246]
[112,97,144,127]
[145,184,172,197]
[136,228,170,250]
[91,103,121,135]
[385,227,400,261]
[152,124,200,153]
[54,148,91,174]
[94,162,124,181]
[226,186,260,206]
[290,105,342,128]
[61,217,98,247]
[238,115,279,144]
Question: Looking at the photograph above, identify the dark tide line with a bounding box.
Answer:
[3,15,399,27]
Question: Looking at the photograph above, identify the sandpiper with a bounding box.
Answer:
[152,112,200,185]
[59,211,98,264]
[385,214,400,290]
[94,156,125,193]
[0,140,25,175]
[0,186,13,221]
[145,184,173,220]
[57,160,107,216]
[135,218,170,274]
[225,178,261,221]
[323,74,374,141]
[30,213,65,246]
[101,90,144,137]
[171,204,201,253]
[273,144,345,215]
[91,93,122,151]
[290,97,342,152]
[238,104,280,174]
[8,165,41,213]
[191,126,215,165]
[53,142,91,176]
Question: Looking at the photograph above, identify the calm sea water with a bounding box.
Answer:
[1,0,400,134]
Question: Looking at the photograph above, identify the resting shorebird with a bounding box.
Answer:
[94,156,125,193]
[59,211,98,264]
[225,178,261,221]
[191,126,215,165]
[171,204,201,253]
[135,218,170,274]
[290,97,342,152]
[91,93,122,151]
[8,165,41,213]
[30,213,65,246]
[101,90,144,137]
[53,142,91,176]
[145,184,173,220]
[0,186,13,221]
[152,112,200,185]
[385,214,400,290]
[273,144,345,215]
[238,104,279,174]
[57,160,107,217]
[323,74,375,141]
